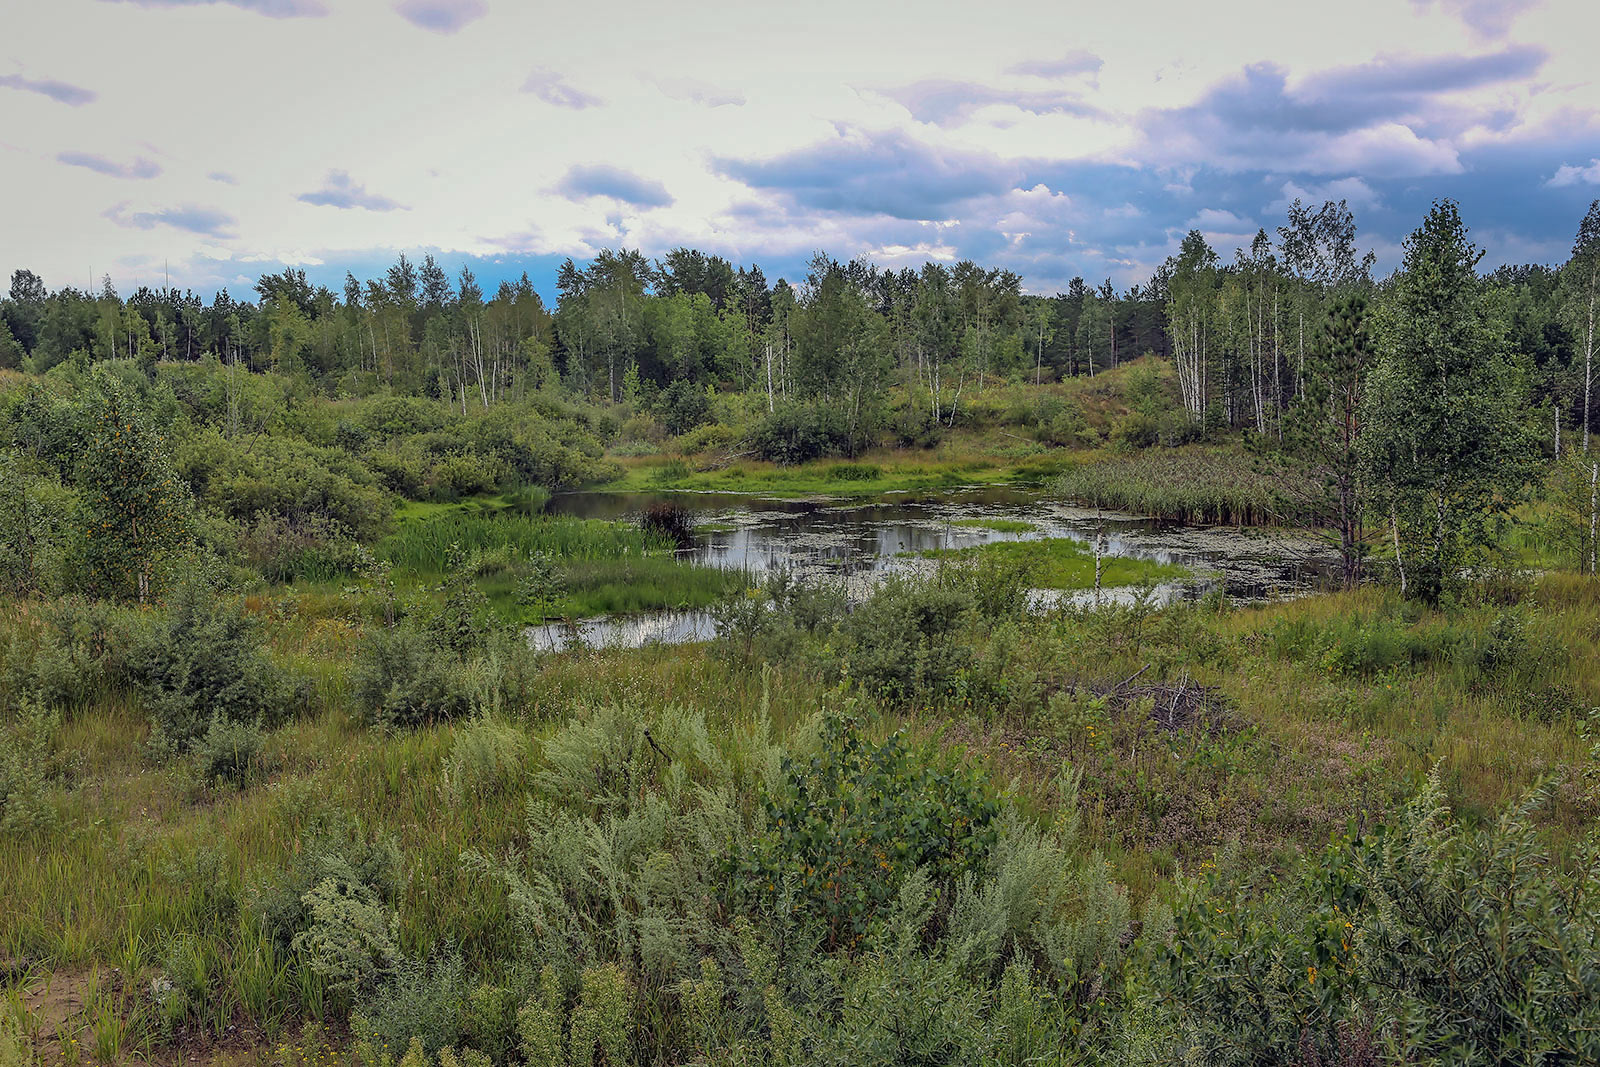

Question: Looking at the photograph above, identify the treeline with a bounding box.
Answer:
[2,198,1595,454]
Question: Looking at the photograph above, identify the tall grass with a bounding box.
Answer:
[378,512,668,576]
[1054,447,1312,525]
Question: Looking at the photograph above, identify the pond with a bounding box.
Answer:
[526,486,1338,651]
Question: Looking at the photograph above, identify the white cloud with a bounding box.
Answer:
[1549,160,1600,187]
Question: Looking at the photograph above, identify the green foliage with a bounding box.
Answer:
[0,701,60,834]
[742,714,1002,949]
[351,623,473,728]
[353,951,469,1062]
[1362,200,1538,603]
[1167,769,1600,1065]
[193,714,268,788]
[255,819,404,954]
[747,402,859,464]
[0,448,75,595]
[132,577,310,754]
[567,963,631,1067]
[517,966,567,1067]
[442,716,527,801]
[839,575,979,700]
[295,875,401,996]
[76,371,195,601]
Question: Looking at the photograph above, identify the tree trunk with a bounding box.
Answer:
[1391,505,1407,597]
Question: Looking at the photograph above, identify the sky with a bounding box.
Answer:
[2,0,1598,302]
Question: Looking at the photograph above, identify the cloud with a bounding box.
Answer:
[297,171,407,211]
[1190,208,1253,230]
[1411,0,1526,37]
[58,151,162,179]
[716,129,1019,219]
[0,73,96,106]
[655,77,745,108]
[521,67,603,109]
[1297,44,1546,102]
[1549,160,1600,187]
[104,202,238,237]
[1129,49,1543,177]
[878,79,1102,126]
[1007,50,1103,78]
[1267,176,1382,213]
[102,0,328,17]
[207,171,237,184]
[393,0,487,34]
[555,165,673,208]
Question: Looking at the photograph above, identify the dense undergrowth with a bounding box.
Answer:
[4,555,1600,1065]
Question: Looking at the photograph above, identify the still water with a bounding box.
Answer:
[526,487,1336,651]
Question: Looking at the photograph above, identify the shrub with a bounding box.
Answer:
[890,406,943,449]
[351,624,473,728]
[0,701,59,834]
[740,714,1001,950]
[672,422,736,456]
[747,402,856,465]
[294,875,401,996]
[656,380,711,437]
[132,579,311,755]
[255,822,403,953]
[443,716,527,801]
[840,576,976,701]
[11,595,136,709]
[353,951,469,1062]
[193,715,267,788]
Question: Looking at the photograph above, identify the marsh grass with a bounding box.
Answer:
[1055,447,1311,525]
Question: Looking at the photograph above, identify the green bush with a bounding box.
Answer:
[443,716,527,801]
[132,579,311,754]
[1165,770,1600,1064]
[193,715,267,788]
[747,402,857,465]
[353,951,469,1062]
[740,714,1001,950]
[255,820,403,954]
[841,576,976,701]
[0,701,60,834]
[351,624,473,728]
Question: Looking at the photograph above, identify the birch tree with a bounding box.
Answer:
[1360,201,1534,603]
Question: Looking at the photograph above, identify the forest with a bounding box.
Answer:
[4,194,1600,1066]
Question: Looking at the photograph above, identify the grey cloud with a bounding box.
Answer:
[1412,0,1526,37]
[297,171,407,211]
[104,202,238,237]
[555,165,673,208]
[522,68,603,109]
[715,129,1019,220]
[878,80,1104,126]
[393,0,487,34]
[1007,50,1103,78]
[208,171,238,184]
[102,0,328,17]
[58,151,162,179]
[0,73,96,106]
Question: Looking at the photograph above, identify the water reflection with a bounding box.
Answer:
[526,488,1338,651]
